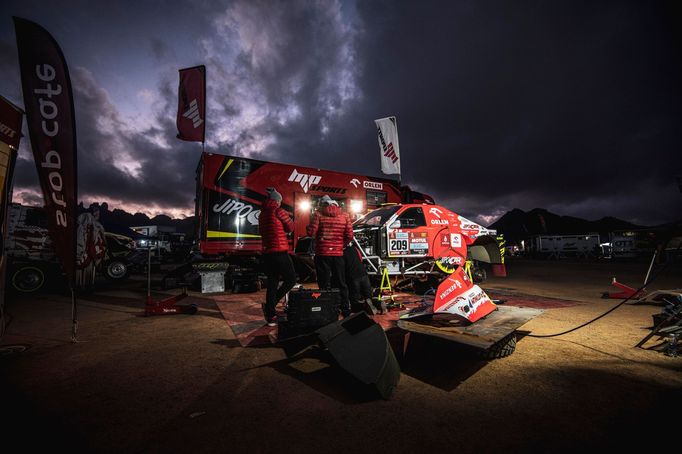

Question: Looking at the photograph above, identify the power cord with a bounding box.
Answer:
[527,243,680,338]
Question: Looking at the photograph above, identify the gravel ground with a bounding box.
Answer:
[1,257,680,453]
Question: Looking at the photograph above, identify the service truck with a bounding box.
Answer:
[192,152,504,292]
[195,152,433,259]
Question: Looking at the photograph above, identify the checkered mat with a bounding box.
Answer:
[212,290,578,347]
[212,291,420,347]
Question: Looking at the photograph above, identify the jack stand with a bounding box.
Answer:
[144,288,197,316]
[464,260,474,282]
[376,267,401,312]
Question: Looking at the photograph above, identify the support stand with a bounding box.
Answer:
[376,267,401,311]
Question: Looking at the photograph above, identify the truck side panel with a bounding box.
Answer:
[196,153,403,258]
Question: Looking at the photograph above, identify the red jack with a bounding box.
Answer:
[144,289,197,316]
[602,278,644,300]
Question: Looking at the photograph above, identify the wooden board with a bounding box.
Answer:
[630,289,682,306]
[397,306,544,350]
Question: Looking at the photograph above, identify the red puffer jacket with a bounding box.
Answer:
[258,199,294,253]
[307,205,354,256]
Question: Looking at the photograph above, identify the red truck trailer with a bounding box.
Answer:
[195,152,434,258]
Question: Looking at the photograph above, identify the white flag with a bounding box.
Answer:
[375,116,401,175]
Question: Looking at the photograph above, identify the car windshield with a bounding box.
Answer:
[354,206,400,227]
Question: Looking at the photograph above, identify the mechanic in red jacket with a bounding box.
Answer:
[307,195,354,317]
[258,187,297,326]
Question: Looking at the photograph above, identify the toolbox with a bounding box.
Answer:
[278,288,340,339]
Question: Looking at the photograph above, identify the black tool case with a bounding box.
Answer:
[278,289,340,340]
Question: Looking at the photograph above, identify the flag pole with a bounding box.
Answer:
[70,287,78,342]
[147,242,152,304]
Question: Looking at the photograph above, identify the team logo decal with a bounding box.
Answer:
[288,169,321,193]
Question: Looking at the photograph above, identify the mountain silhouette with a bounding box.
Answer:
[80,202,196,238]
[489,208,644,241]
[82,203,653,244]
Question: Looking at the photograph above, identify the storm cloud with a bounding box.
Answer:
[1,0,680,224]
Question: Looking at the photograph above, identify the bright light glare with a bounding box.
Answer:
[299,200,311,211]
[351,200,363,213]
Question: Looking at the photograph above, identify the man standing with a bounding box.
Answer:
[258,187,297,326]
[344,243,383,315]
[307,195,354,317]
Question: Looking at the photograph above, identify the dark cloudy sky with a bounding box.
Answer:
[1,0,680,225]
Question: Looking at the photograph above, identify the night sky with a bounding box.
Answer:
[1,0,680,225]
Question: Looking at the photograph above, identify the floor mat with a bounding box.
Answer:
[212,291,423,347]
[212,293,277,347]
[212,290,577,347]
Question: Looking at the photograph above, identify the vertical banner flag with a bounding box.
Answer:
[374,116,401,175]
[177,65,206,142]
[13,17,78,286]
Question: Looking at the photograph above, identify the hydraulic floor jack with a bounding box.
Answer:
[144,289,197,316]
[142,248,197,316]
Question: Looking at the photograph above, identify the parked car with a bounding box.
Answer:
[5,203,140,293]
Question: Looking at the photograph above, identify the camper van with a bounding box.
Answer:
[528,233,600,259]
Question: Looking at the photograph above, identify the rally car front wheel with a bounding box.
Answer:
[478,333,516,360]
[435,256,458,274]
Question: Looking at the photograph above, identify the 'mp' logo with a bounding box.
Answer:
[289,169,321,193]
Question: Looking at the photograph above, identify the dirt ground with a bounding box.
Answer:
[1,257,681,453]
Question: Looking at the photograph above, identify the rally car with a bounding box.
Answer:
[353,203,505,323]
[352,203,503,281]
